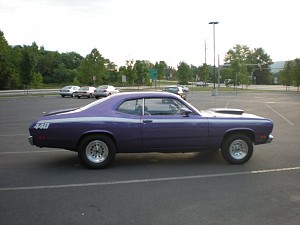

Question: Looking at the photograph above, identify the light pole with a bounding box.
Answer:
[209,21,219,96]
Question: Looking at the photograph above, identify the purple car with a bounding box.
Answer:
[28,92,273,169]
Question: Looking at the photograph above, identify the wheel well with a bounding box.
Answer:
[77,132,117,150]
[222,130,255,145]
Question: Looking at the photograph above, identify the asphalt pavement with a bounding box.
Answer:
[0,92,299,225]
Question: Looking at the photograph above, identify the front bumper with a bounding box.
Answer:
[266,134,274,143]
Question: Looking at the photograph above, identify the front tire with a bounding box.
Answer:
[78,134,116,169]
[221,134,253,164]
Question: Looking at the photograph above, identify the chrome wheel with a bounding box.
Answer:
[85,140,109,164]
[221,134,253,164]
[229,139,248,160]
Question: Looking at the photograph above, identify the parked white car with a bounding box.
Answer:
[59,86,80,98]
[94,85,119,99]
[74,86,96,98]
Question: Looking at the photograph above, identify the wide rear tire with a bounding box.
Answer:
[78,134,116,169]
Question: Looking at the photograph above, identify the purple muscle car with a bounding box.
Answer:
[28,92,273,169]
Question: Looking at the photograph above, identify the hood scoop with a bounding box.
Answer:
[209,108,244,115]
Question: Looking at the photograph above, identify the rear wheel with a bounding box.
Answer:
[78,134,116,169]
[221,134,253,164]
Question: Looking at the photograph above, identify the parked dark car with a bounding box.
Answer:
[28,92,273,169]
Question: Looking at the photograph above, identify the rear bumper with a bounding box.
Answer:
[28,136,34,145]
[266,134,274,143]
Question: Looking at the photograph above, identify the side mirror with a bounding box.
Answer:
[180,108,192,117]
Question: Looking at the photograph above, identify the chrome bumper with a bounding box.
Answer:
[28,136,33,145]
[266,134,274,143]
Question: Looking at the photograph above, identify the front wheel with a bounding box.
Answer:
[221,134,253,164]
[78,134,116,169]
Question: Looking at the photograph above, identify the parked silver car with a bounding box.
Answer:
[59,86,80,98]
[94,85,119,99]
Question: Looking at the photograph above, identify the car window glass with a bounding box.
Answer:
[145,98,191,116]
[117,99,144,115]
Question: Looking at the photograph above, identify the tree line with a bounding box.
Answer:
[279,59,300,91]
[1,30,298,90]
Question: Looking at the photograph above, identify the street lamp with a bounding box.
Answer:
[209,21,219,96]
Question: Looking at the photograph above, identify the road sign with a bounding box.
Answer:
[149,69,158,79]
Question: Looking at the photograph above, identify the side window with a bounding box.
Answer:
[144,98,191,115]
[117,99,143,115]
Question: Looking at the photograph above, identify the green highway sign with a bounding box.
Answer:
[149,69,158,79]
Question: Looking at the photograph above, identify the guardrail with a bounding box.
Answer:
[0,89,60,96]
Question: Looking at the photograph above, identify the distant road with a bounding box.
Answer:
[0,85,299,96]
[238,85,299,91]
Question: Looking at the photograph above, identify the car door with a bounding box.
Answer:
[141,97,209,152]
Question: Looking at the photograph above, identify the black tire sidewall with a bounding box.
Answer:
[78,134,116,169]
[221,134,253,164]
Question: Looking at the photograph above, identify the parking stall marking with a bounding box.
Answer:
[0,167,299,192]
[265,102,294,126]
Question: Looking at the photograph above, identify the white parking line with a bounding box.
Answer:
[0,134,28,137]
[265,103,294,126]
[0,150,67,155]
[0,167,299,192]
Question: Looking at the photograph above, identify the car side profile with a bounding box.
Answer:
[59,86,80,98]
[74,86,96,98]
[28,92,273,169]
[196,81,209,87]
[94,85,119,99]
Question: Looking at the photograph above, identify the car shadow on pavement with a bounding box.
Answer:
[112,150,224,168]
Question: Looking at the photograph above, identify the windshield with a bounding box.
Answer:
[97,85,108,90]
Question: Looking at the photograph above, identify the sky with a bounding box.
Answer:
[1,0,299,67]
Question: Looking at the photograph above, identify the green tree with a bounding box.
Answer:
[224,44,273,85]
[198,63,212,82]
[36,49,61,84]
[0,30,19,89]
[78,48,108,85]
[105,61,119,84]
[125,59,136,85]
[280,59,300,91]
[251,48,273,84]
[134,60,149,87]
[293,58,300,91]
[19,43,39,86]
[177,62,192,85]
[280,61,294,88]
[154,61,167,80]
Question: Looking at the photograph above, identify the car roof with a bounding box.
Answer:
[113,91,178,98]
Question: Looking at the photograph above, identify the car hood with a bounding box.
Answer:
[201,108,265,119]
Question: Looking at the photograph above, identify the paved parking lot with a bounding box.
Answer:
[0,91,299,225]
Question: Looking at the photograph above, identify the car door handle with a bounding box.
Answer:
[142,119,153,123]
